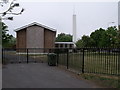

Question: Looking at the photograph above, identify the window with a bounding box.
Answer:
[70,44,73,48]
[55,44,59,48]
[60,44,63,48]
[65,44,67,48]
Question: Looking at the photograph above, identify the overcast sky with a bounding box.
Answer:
[2,0,119,40]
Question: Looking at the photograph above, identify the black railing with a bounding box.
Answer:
[57,47,119,76]
[2,47,120,76]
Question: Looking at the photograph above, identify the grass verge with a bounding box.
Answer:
[79,73,119,88]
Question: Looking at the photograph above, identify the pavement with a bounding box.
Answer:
[2,63,101,88]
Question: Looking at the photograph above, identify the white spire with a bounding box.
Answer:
[72,5,77,44]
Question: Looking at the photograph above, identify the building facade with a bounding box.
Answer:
[15,22,56,50]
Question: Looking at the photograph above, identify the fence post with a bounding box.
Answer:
[67,49,69,69]
[56,50,59,66]
[82,48,84,73]
[118,48,120,76]
[27,49,29,63]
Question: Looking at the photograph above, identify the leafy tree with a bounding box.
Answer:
[0,0,24,18]
[0,0,24,48]
[56,33,72,42]
[1,22,16,48]
[90,28,106,47]
[76,39,84,47]
[76,35,95,47]
[81,35,93,47]
[90,27,118,47]
[76,26,119,47]
[105,26,118,47]
[98,32,110,47]
[116,27,120,47]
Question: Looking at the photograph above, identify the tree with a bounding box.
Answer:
[56,33,72,42]
[116,26,120,47]
[105,26,118,47]
[76,35,95,47]
[0,0,24,48]
[1,22,15,48]
[76,39,84,47]
[76,26,119,48]
[90,28,106,47]
[0,0,24,20]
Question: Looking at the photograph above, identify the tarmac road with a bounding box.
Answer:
[2,63,101,88]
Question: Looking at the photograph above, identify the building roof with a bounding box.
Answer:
[55,42,75,44]
[14,22,57,32]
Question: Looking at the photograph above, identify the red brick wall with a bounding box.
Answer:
[16,29,26,49]
[44,29,56,49]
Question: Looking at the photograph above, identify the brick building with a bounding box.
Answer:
[14,22,56,50]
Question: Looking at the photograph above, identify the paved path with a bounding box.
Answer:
[2,63,101,88]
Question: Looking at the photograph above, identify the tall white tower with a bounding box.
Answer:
[72,6,77,44]
[73,14,76,43]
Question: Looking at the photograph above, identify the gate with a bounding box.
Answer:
[2,48,49,64]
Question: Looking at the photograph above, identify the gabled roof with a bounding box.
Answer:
[14,22,57,32]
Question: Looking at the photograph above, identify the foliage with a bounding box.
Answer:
[76,26,120,47]
[90,28,106,47]
[80,74,119,88]
[76,39,84,47]
[0,0,24,20]
[0,0,23,48]
[56,33,72,42]
[1,22,16,48]
[76,35,95,47]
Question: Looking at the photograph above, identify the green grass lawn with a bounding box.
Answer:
[80,73,119,88]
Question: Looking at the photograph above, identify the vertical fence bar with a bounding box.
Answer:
[27,49,29,63]
[107,47,110,75]
[89,48,91,73]
[112,48,114,75]
[57,53,59,66]
[18,48,21,63]
[114,48,116,75]
[116,47,120,76]
[82,48,85,73]
[67,49,69,69]
[110,47,112,75]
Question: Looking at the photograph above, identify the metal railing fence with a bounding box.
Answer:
[2,47,120,76]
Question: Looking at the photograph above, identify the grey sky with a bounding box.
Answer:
[3,1,118,40]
